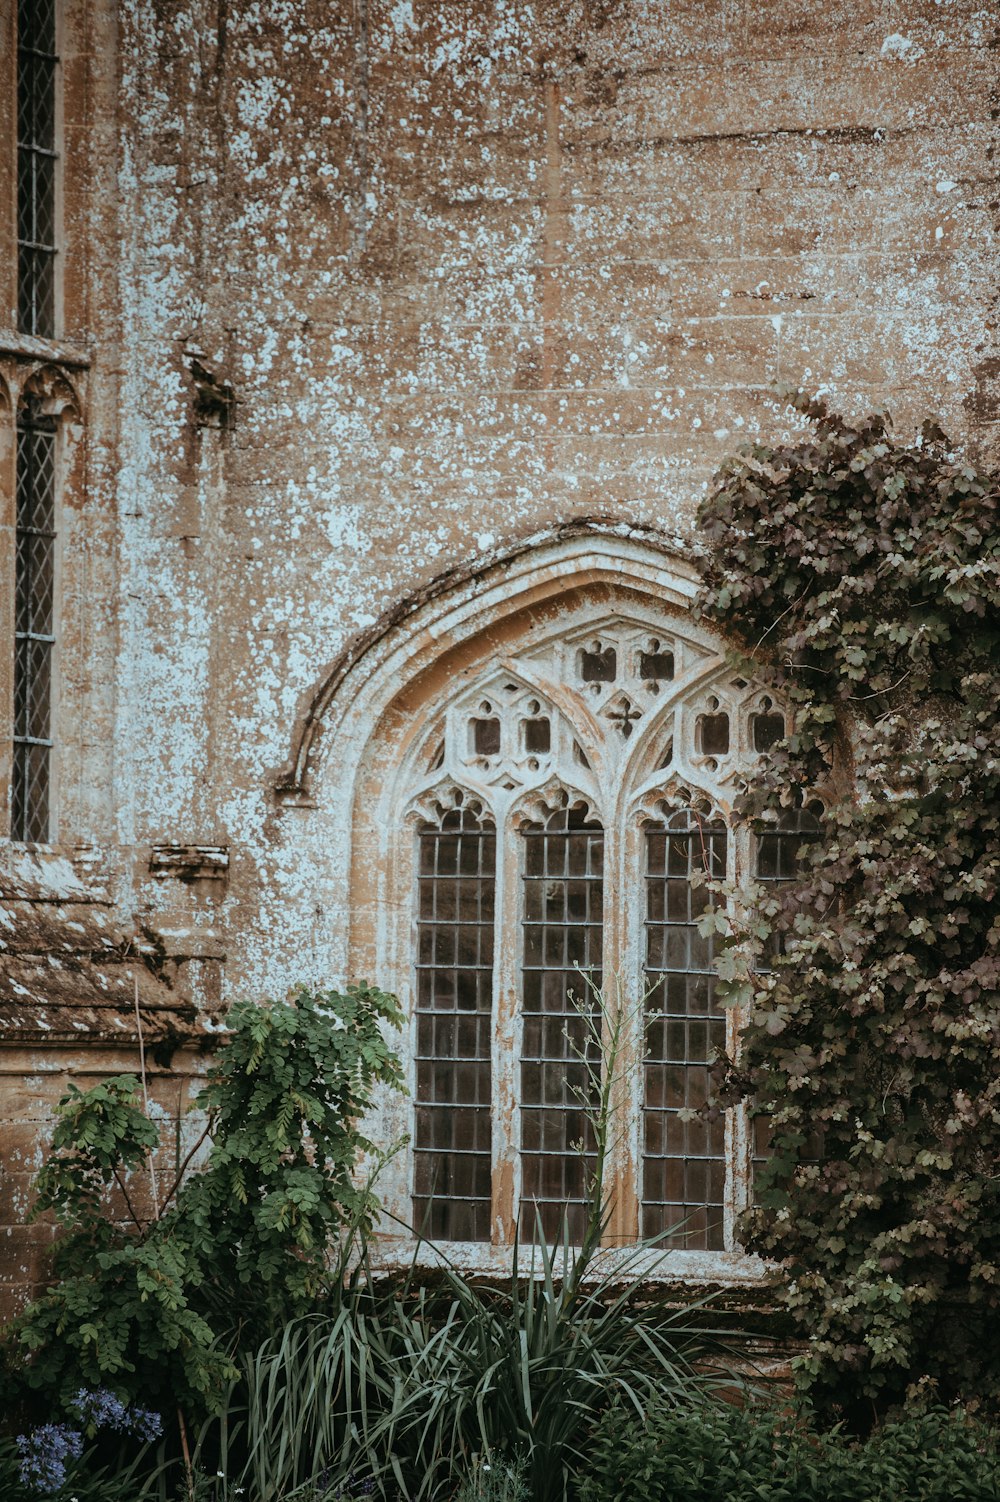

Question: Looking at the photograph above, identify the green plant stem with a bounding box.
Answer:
[112,1166,144,1231]
[177,1404,195,1502]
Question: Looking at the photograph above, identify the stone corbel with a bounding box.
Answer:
[148,844,230,883]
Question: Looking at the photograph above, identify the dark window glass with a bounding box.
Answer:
[698,713,730,756]
[472,717,501,756]
[754,807,821,899]
[640,649,674,682]
[413,806,496,1241]
[523,717,550,753]
[520,805,603,1243]
[12,402,56,842]
[17,0,59,336]
[643,810,727,1249]
[580,645,616,683]
[752,713,785,753]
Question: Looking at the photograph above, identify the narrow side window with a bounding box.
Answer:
[12,397,57,842]
[642,809,727,1249]
[17,0,59,337]
[413,804,496,1241]
[520,804,604,1243]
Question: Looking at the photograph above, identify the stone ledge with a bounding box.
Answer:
[0,330,91,369]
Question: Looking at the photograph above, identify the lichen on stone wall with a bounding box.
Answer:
[2,0,998,1313]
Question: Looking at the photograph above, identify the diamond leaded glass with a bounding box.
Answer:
[12,404,56,843]
[17,0,59,336]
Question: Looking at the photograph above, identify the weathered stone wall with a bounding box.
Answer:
[112,0,998,991]
[1,0,998,1312]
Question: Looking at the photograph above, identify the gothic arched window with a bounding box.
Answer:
[7,366,79,845]
[390,607,803,1257]
[288,532,828,1271]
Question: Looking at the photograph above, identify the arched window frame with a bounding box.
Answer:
[280,529,829,1279]
[390,609,779,1255]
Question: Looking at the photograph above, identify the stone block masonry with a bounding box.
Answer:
[0,0,997,1313]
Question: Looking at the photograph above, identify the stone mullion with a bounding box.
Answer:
[490,800,521,1245]
[0,376,15,836]
[601,812,640,1246]
[725,822,753,1248]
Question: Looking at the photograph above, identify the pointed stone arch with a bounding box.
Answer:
[275,518,707,804]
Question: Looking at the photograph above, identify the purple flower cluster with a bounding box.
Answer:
[69,1386,128,1431]
[15,1424,83,1496]
[16,1390,164,1496]
[126,1404,164,1443]
[68,1386,163,1442]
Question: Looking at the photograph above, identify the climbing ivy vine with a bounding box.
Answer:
[695,389,1000,1416]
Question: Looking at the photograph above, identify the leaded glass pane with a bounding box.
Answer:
[12,405,56,844]
[413,805,495,1241]
[19,0,56,54]
[643,811,727,1249]
[17,423,56,529]
[17,0,59,337]
[14,636,52,741]
[11,742,51,844]
[754,806,822,951]
[17,153,36,243]
[520,805,603,1243]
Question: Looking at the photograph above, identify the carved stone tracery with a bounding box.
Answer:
[400,611,789,828]
[20,363,83,422]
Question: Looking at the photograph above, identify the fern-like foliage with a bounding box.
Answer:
[4,984,403,1418]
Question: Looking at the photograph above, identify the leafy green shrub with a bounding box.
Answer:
[695,391,1000,1413]
[3,983,403,1425]
[579,1400,1000,1502]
